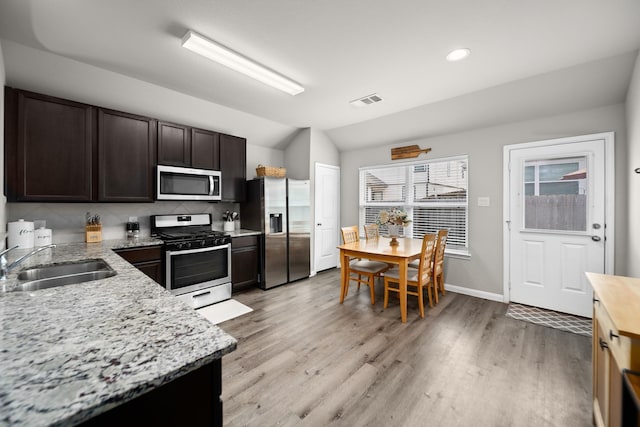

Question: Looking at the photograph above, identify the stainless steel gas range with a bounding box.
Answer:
[151,213,231,309]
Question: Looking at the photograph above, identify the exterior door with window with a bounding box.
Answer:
[507,136,609,317]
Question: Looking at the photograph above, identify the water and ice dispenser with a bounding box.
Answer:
[269,213,283,233]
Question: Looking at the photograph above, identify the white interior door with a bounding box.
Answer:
[314,163,340,272]
[505,134,613,318]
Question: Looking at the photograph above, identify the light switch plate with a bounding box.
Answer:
[477,197,490,207]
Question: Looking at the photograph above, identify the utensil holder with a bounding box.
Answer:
[85,224,102,243]
[223,221,235,232]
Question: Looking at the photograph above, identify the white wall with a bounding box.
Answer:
[0,42,6,248]
[341,104,628,297]
[626,52,640,278]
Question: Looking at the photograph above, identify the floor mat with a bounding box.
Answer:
[196,299,253,325]
[506,303,591,337]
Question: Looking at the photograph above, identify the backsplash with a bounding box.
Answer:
[7,202,242,243]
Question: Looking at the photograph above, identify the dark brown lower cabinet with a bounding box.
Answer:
[231,235,260,291]
[114,245,163,284]
[79,359,222,427]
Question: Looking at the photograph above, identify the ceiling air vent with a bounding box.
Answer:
[349,93,383,107]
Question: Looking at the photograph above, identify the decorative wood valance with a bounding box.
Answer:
[391,145,432,160]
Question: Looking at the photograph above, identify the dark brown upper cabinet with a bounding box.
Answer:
[4,88,95,202]
[191,128,219,170]
[5,87,247,203]
[97,109,156,202]
[219,133,246,202]
[157,121,190,167]
[158,122,220,171]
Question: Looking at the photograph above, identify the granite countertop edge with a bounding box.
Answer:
[0,239,238,427]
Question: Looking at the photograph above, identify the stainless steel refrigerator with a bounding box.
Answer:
[241,177,311,289]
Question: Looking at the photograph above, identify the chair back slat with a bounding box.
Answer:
[417,234,437,285]
[434,229,448,267]
[341,226,359,244]
[363,224,380,241]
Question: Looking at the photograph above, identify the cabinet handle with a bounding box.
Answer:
[598,338,609,350]
[592,297,600,305]
[609,330,619,340]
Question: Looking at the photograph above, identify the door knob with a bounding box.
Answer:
[591,236,601,242]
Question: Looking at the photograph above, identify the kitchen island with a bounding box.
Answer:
[0,239,237,426]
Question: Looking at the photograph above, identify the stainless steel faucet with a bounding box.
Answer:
[0,244,57,280]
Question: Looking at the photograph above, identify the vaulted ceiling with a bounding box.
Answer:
[1,0,639,150]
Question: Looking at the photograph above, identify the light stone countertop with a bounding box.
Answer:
[0,239,237,426]
[217,228,262,238]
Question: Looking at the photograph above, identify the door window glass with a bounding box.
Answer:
[523,157,587,231]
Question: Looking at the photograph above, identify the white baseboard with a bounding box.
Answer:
[444,283,504,303]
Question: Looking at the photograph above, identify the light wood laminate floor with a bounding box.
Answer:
[221,269,591,427]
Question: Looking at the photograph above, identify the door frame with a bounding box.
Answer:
[502,132,615,303]
[314,162,341,273]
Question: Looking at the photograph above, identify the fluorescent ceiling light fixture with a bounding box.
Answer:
[182,30,304,96]
[446,48,471,62]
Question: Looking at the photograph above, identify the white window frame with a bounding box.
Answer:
[358,155,470,257]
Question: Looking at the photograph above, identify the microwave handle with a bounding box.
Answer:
[209,176,215,196]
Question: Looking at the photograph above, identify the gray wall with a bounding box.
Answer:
[626,53,640,277]
[246,143,285,180]
[285,128,311,180]
[341,103,628,297]
[0,42,5,248]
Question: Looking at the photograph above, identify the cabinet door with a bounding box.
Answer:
[98,109,156,202]
[158,121,190,167]
[5,88,95,201]
[232,236,259,290]
[594,318,609,426]
[232,246,259,289]
[136,261,163,284]
[219,133,246,202]
[191,128,219,170]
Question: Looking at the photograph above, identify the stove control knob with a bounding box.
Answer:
[200,240,207,247]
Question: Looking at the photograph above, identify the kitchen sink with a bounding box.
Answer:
[13,258,117,291]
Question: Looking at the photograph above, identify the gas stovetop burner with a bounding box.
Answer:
[150,213,231,250]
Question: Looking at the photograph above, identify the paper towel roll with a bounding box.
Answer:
[34,227,53,247]
[8,219,34,249]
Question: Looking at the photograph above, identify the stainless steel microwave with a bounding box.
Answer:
[156,165,221,201]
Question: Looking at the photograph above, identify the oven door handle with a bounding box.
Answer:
[166,244,230,256]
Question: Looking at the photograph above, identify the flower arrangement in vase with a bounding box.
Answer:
[376,208,411,246]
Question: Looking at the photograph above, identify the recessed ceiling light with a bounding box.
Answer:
[446,48,471,62]
[181,30,304,96]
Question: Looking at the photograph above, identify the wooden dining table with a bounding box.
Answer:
[337,236,424,323]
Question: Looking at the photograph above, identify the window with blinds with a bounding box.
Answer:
[359,156,469,254]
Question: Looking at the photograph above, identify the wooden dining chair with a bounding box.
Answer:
[383,233,437,318]
[363,223,380,241]
[340,226,389,304]
[432,229,448,302]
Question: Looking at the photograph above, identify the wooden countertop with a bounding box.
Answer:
[586,272,640,340]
